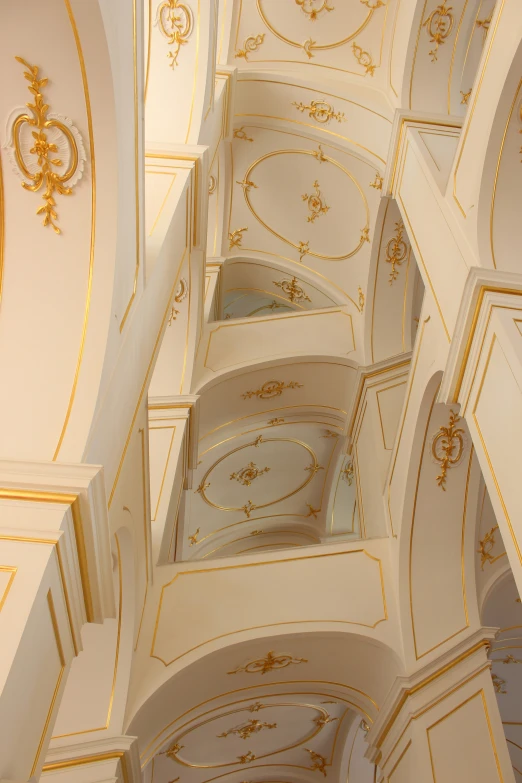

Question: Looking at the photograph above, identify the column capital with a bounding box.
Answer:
[0,460,114,626]
[384,109,463,197]
[439,266,522,405]
[366,627,496,764]
[42,735,140,783]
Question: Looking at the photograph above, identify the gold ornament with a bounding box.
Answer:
[274,276,311,304]
[157,0,193,68]
[229,227,247,249]
[352,42,376,75]
[242,380,303,400]
[230,462,270,487]
[228,650,308,675]
[422,3,455,62]
[7,57,86,234]
[385,221,408,284]
[302,180,330,223]
[292,100,345,124]
[235,34,265,61]
[295,0,335,20]
[432,410,465,490]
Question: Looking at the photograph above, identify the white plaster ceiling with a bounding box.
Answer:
[227,0,398,87]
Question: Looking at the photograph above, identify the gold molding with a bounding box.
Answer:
[0,566,16,613]
[141,686,374,765]
[150,549,388,668]
[194,435,319,516]
[0,488,93,623]
[237,148,369,261]
[256,0,379,57]
[160,701,329,768]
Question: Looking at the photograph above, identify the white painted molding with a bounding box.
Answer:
[0,460,114,623]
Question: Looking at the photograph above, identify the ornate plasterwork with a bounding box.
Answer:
[256,0,385,59]
[5,57,86,234]
[385,221,408,284]
[235,34,265,60]
[305,748,327,775]
[302,181,330,223]
[431,410,465,490]
[273,276,311,304]
[242,380,303,400]
[422,2,454,62]
[292,99,345,124]
[295,0,335,20]
[230,462,270,486]
[156,0,193,68]
[218,718,277,740]
[228,650,308,675]
[478,525,499,569]
[234,127,254,142]
[229,227,248,249]
[352,42,376,75]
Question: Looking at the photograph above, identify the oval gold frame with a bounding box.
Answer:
[240,149,369,261]
[197,436,319,512]
[164,701,332,768]
[256,0,376,54]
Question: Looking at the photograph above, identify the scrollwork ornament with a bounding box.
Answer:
[431,410,466,490]
[235,34,265,61]
[422,3,454,62]
[352,42,376,75]
[156,0,194,69]
[295,0,335,20]
[385,221,408,284]
[5,57,86,234]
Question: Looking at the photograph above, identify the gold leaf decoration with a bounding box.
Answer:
[7,57,87,234]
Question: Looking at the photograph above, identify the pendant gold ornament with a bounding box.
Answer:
[385,221,408,284]
[422,3,455,62]
[295,0,334,20]
[431,410,465,490]
[156,0,193,68]
[370,172,383,190]
[491,672,507,694]
[6,57,86,234]
[273,276,312,304]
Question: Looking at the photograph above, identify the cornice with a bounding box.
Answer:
[439,267,522,405]
[365,627,497,763]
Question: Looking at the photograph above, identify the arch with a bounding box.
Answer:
[0,1,140,463]
[476,35,522,272]
[397,372,483,669]
[126,630,404,768]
